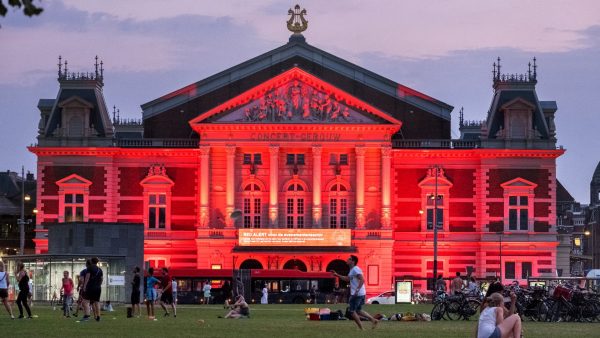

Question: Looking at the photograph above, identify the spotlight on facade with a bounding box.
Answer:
[584,230,591,236]
[33,208,38,214]
[419,210,424,215]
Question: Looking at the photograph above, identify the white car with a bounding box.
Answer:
[366,291,395,304]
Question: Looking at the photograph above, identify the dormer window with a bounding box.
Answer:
[418,168,452,232]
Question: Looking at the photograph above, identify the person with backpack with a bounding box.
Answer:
[0,261,14,319]
[82,257,103,322]
[15,262,32,319]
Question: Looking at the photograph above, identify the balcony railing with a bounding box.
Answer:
[117,138,199,148]
[392,139,480,149]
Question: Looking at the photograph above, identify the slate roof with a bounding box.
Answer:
[485,89,551,139]
[141,36,454,138]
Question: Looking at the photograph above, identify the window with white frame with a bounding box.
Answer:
[286,183,305,228]
[56,174,92,223]
[418,168,452,232]
[243,183,262,228]
[426,194,444,230]
[148,193,167,229]
[329,182,348,229]
[140,167,174,231]
[501,178,536,232]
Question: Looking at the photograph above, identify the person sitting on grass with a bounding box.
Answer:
[476,293,522,338]
[221,295,250,319]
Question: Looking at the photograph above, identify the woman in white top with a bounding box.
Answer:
[0,261,15,319]
[260,284,268,304]
[477,293,522,338]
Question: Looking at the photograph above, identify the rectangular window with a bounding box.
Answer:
[243,215,251,229]
[330,216,337,229]
[330,199,337,214]
[505,262,516,279]
[340,199,347,214]
[297,199,304,214]
[340,216,347,229]
[522,262,532,279]
[253,154,262,164]
[287,154,305,165]
[243,154,252,164]
[297,216,304,229]
[65,207,74,222]
[244,198,251,213]
[64,193,85,222]
[426,208,443,230]
[339,154,348,165]
[148,193,167,229]
[244,153,262,165]
[508,195,529,231]
[287,199,294,214]
[287,216,294,229]
[253,215,261,228]
[254,199,261,213]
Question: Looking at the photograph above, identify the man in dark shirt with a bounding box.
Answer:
[131,267,141,317]
[159,267,175,317]
[83,257,103,322]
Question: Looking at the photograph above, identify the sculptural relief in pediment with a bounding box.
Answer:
[212,80,382,124]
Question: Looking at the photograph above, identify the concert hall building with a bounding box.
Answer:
[30,19,563,293]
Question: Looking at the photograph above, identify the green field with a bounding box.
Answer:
[1,303,597,337]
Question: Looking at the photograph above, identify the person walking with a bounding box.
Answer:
[171,278,178,311]
[131,267,141,318]
[73,260,91,318]
[0,261,15,319]
[15,262,32,319]
[159,267,175,317]
[203,280,212,305]
[331,255,378,330]
[260,284,268,305]
[60,271,74,318]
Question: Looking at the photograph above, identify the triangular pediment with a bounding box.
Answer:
[500,177,538,189]
[189,68,401,126]
[500,97,536,111]
[56,174,92,187]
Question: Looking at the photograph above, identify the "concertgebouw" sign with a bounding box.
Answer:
[238,229,351,247]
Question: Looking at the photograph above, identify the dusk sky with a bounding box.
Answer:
[0,0,599,203]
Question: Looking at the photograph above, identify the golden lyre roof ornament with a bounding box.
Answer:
[287,4,308,34]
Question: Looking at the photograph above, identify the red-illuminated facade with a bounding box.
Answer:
[30,34,563,294]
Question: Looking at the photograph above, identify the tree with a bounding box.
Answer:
[0,0,43,18]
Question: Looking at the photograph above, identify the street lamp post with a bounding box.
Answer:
[496,231,503,282]
[585,230,594,270]
[18,166,31,255]
[432,165,439,288]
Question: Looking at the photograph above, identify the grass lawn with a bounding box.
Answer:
[1,303,597,337]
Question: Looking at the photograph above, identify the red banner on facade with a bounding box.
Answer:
[238,229,351,247]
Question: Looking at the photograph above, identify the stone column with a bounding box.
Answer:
[355,146,366,228]
[225,145,236,228]
[199,145,210,228]
[312,145,322,227]
[269,145,279,227]
[381,146,392,229]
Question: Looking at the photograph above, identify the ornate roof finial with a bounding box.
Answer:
[58,55,62,78]
[112,105,117,123]
[100,59,104,78]
[64,59,68,78]
[492,61,497,80]
[95,55,99,78]
[287,4,308,34]
[459,107,464,127]
[497,57,501,77]
[532,57,537,80]
[528,61,532,80]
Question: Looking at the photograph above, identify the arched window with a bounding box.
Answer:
[242,183,262,228]
[285,182,306,228]
[329,183,348,228]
